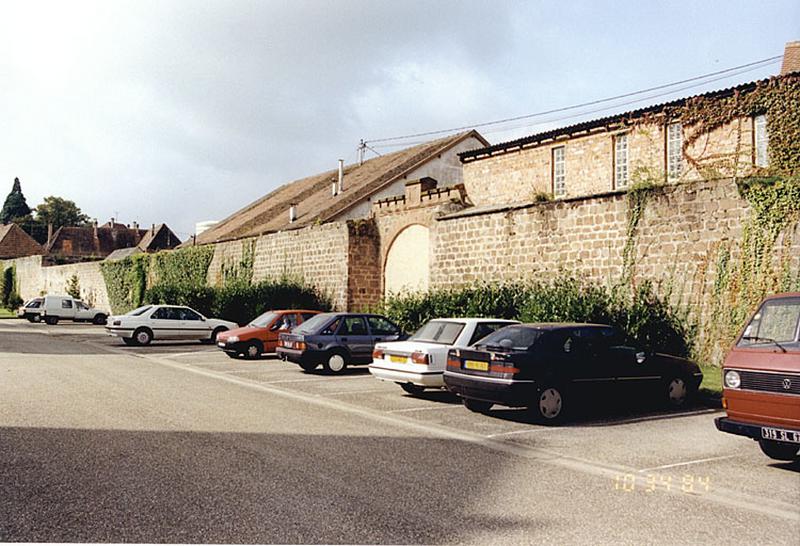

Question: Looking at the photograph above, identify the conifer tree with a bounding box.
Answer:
[1,177,32,224]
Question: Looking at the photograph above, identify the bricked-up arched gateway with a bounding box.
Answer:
[383,224,430,296]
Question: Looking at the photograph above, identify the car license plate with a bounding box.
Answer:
[389,355,407,363]
[464,360,489,371]
[761,427,800,444]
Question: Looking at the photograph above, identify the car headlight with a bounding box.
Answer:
[227,336,239,343]
[724,370,741,389]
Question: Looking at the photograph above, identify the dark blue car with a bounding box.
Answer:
[277,312,405,374]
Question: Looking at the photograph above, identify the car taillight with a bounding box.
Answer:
[447,356,461,369]
[297,341,306,351]
[489,364,520,374]
[411,351,429,365]
[372,348,384,359]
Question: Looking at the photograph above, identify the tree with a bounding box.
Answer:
[34,196,90,230]
[1,177,32,224]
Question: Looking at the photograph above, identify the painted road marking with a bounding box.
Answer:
[84,339,800,524]
[638,455,739,473]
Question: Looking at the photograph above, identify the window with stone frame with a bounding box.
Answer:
[614,133,629,189]
[666,122,683,179]
[754,114,769,168]
[552,146,566,197]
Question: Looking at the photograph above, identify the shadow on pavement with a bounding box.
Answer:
[0,426,543,543]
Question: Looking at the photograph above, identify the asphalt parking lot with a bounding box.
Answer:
[1,318,798,543]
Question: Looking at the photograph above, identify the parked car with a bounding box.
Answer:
[715,293,800,461]
[105,304,237,346]
[277,312,405,374]
[17,297,44,322]
[217,309,321,359]
[444,323,702,423]
[19,295,108,325]
[369,318,519,395]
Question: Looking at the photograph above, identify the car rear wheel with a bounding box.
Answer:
[323,351,348,374]
[463,398,493,413]
[93,314,107,325]
[44,316,59,325]
[665,376,689,408]
[201,327,227,344]
[244,340,263,360]
[531,385,566,424]
[758,440,800,461]
[399,383,426,396]
[134,328,152,346]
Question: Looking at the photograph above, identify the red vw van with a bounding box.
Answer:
[715,293,800,461]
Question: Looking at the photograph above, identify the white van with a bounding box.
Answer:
[31,295,109,325]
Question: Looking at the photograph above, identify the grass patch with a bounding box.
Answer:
[697,362,722,399]
[0,308,16,319]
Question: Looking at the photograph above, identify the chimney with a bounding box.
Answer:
[331,179,338,196]
[337,159,344,193]
[289,203,298,223]
[110,217,115,227]
[132,221,139,231]
[781,41,800,75]
[92,218,98,238]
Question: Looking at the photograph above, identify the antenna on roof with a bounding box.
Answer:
[358,139,366,166]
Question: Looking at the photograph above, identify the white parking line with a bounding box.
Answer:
[82,338,800,524]
[324,388,390,396]
[388,405,465,414]
[638,455,738,473]
[265,375,374,384]
[487,428,558,438]
[579,408,721,426]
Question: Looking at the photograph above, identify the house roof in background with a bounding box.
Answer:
[193,130,488,244]
[0,223,45,259]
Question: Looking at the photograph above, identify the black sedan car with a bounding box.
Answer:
[443,323,702,423]
[277,312,405,374]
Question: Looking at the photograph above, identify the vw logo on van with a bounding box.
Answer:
[783,378,792,390]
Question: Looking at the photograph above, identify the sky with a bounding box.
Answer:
[1,0,798,240]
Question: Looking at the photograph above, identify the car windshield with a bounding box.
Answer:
[126,305,153,317]
[294,313,335,334]
[737,297,800,350]
[409,320,465,345]
[473,325,544,351]
[250,311,279,328]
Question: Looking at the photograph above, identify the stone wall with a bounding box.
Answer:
[2,255,111,310]
[432,178,800,364]
[205,222,351,310]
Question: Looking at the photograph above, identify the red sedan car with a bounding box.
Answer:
[216,309,320,359]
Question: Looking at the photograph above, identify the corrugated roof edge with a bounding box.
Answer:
[459,73,798,163]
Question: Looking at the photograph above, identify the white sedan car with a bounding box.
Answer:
[369,318,519,395]
[105,304,238,346]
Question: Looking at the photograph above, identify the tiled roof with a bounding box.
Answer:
[459,73,798,162]
[46,225,147,258]
[0,223,45,259]
[137,224,180,251]
[194,130,488,244]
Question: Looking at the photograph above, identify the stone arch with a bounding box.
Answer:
[383,224,430,296]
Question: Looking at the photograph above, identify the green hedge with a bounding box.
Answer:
[144,278,332,326]
[378,276,694,358]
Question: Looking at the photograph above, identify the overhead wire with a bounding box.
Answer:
[364,54,782,148]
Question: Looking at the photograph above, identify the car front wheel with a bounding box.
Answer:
[134,328,153,346]
[758,439,800,461]
[44,316,59,325]
[93,314,107,325]
[244,340,263,360]
[665,376,690,408]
